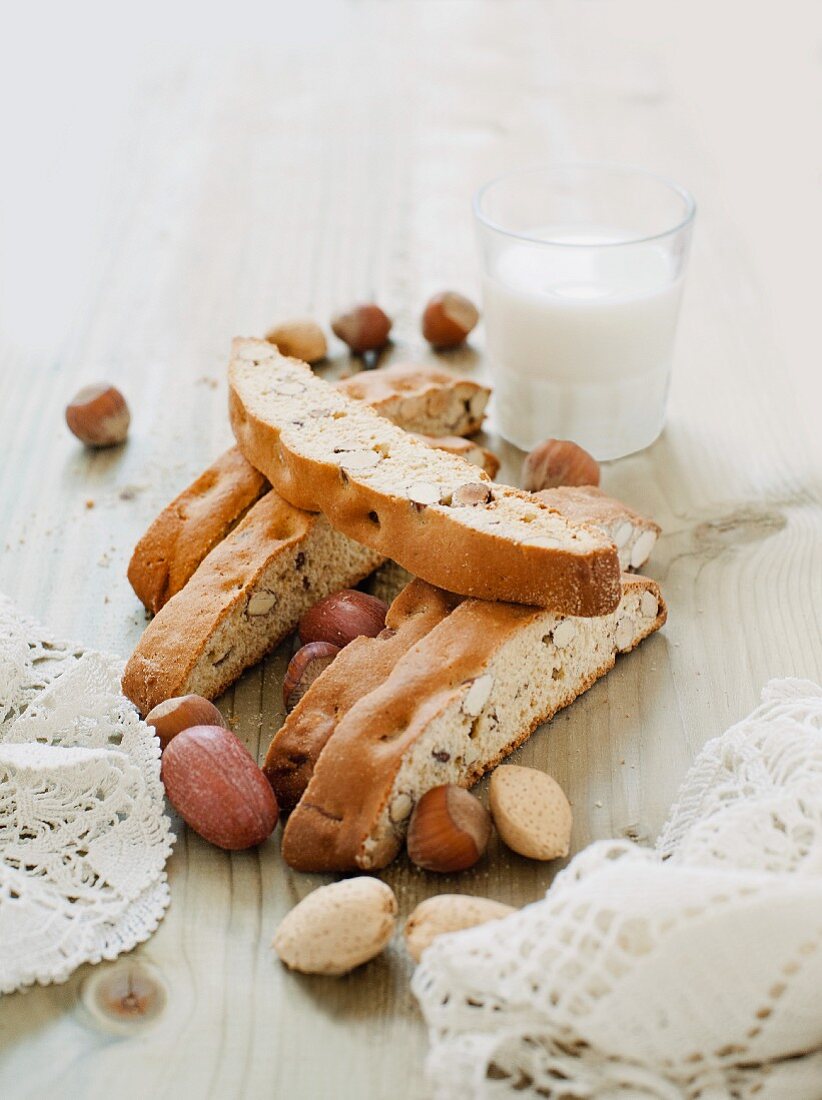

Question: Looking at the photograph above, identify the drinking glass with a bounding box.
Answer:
[474,165,696,459]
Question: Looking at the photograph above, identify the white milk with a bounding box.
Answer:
[482,228,684,459]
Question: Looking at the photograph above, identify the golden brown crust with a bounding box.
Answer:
[122,493,382,715]
[281,599,541,872]
[336,364,490,436]
[127,447,267,613]
[123,493,314,713]
[128,369,493,616]
[263,581,459,810]
[229,340,621,614]
[281,575,666,873]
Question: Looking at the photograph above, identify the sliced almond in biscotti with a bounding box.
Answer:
[229,339,620,613]
[264,580,459,810]
[535,486,661,572]
[281,574,666,873]
[122,491,383,715]
[128,447,268,614]
[337,363,490,437]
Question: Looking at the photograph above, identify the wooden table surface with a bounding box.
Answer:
[1,3,821,1097]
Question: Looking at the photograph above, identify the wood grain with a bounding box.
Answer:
[1,3,820,1098]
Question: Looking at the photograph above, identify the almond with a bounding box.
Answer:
[630,529,658,569]
[273,877,398,976]
[640,590,660,619]
[451,482,492,507]
[550,619,576,649]
[160,725,278,850]
[407,482,444,506]
[404,895,515,963]
[489,764,571,861]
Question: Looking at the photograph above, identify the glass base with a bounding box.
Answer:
[492,366,670,461]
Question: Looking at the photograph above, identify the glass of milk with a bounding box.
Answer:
[474,165,695,459]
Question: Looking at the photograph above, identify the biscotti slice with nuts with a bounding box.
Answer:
[128,368,495,614]
[128,447,268,613]
[337,363,490,437]
[229,339,621,613]
[264,581,459,810]
[122,492,383,715]
[368,491,656,604]
[535,486,661,572]
[281,574,666,872]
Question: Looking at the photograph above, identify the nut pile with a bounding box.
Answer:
[136,576,577,973]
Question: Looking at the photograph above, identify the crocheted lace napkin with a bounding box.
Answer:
[0,594,174,995]
[413,678,822,1099]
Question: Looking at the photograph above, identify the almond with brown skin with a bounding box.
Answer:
[161,724,279,850]
[298,589,388,648]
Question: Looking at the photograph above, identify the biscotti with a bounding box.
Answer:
[264,581,459,810]
[129,367,496,614]
[122,492,383,715]
[229,339,621,613]
[337,363,489,437]
[281,574,666,872]
[128,447,268,613]
[534,486,661,572]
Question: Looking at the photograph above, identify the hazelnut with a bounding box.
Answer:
[65,383,130,447]
[406,785,491,873]
[145,694,227,750]
[298,589,388,649]
[265,319,327,365]
[331,303,392,354]
[522,438,600,492]
[283,641,341,711]
[422,291,480,349]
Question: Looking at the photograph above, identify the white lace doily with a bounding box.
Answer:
[413,678,822,1099]
[0,594,174,995]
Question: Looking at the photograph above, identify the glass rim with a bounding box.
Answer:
[473,163,697,248]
